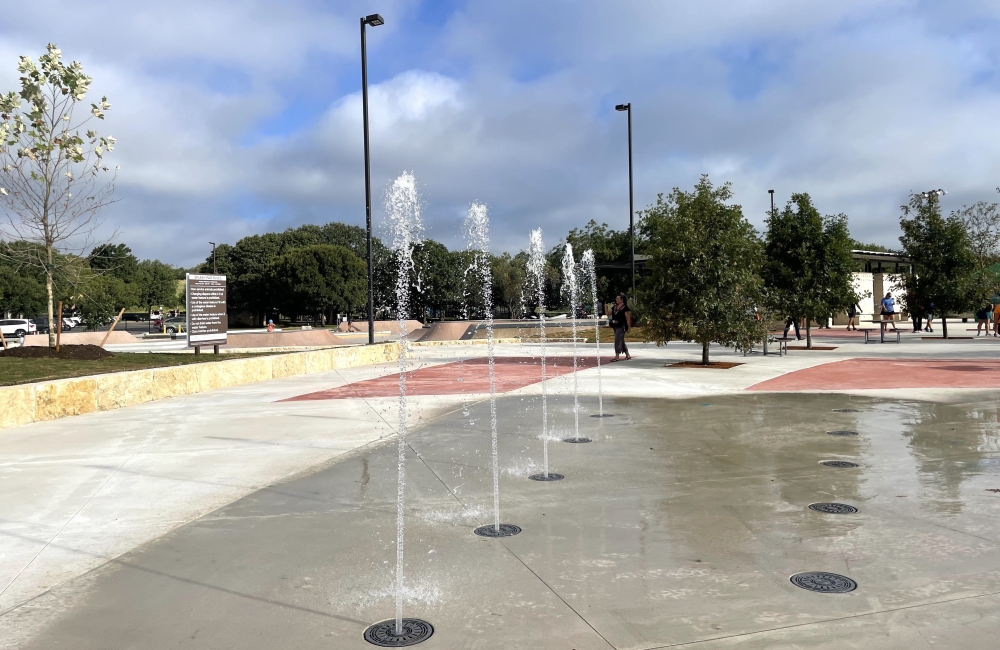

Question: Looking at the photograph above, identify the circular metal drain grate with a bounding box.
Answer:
[364,619,434,646]
[790,572,857,593]
[563,437,592,443]
[820,460,859,468]
[474,523,521,537]
[827,430,858,436]
[529,472,564,481]
[832,408,861,413]
[808,502,859,514]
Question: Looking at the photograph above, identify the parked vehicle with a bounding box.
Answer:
[163,316,186,334]
[0,319,37,338]
[29,317,51,334]
[122,313,147,322]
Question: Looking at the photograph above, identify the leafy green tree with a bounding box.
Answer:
[953,202,1000,265]
[0,261,46,316]
[410,239,464,320]
[0,44,118,346]
[88,243,138,280]
[135,260,178,316]
[491,252,527,318]
[79,274,137,328]
[269,244,366,323]
[639,175,765,364]
[763,193,856,348]
[566,220,636,302]
[898,193,986,338]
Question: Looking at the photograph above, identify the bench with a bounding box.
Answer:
[771,337,792,355]
[860,328,900,344]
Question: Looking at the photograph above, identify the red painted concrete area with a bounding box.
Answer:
[748,358,1000,391]
[283,356,609,401]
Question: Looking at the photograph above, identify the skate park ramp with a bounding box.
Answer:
[225,330,350,348]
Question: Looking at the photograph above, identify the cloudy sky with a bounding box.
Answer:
[1,1,998,266]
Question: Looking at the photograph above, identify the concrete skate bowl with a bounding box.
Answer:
[336,319,423,335]
[225,330,350,348]
[410,321,477,342]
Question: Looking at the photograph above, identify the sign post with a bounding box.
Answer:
[186,274,227,354]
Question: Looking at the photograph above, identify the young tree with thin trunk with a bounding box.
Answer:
[898,193,985,339]
[0,44,117,346]
[639,175,765,364]
[763,193,856,348]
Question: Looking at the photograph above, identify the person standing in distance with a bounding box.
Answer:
[608,293,632,361]
[880,292,898,332]
[846,301,862,331]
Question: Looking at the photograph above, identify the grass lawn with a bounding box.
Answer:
[0,352,280,387]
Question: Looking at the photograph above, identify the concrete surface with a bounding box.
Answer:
[3,337,1000,648]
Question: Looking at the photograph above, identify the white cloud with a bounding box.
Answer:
[1,1,999,264]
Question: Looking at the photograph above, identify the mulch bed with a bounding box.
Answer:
[0,344,114,360]
[668,361,743,369]
[785,346,838,351]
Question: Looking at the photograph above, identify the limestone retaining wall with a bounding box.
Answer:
[0,342,400,431]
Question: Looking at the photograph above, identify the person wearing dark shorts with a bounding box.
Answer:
[608,293,632,361]
[846,302,861,331]
[976,304,991,336]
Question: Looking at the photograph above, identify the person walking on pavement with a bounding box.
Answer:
[976,303,992,336]
[783,317,802,340]
[993,301,1000,337]
[924,301,935,333]
[608,292,632,361]
[846,302,861,331]
[267,319,275,333]
[880,292,898,332]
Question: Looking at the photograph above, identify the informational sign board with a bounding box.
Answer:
[186,274,227,347]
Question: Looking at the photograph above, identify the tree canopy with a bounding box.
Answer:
[639,175,764,364]
[269,244,366,323]
[763,193,856,347]
[898,192,986,338]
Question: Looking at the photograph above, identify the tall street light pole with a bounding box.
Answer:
[209,242,217,274]
[768,189,775,216]
[615,103,635,297]
[360,13,384,345]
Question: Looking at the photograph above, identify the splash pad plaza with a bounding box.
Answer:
[3,182,1000,649]
[4,338,1000,648]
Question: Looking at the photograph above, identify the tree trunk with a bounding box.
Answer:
[806,319,812,349]
[45,268,55,348]
[702,341,710,365]
[942,312,948,339]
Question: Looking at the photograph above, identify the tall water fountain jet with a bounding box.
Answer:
[580,249,612,418]
[527,229,563,481]
[466,203,520,537]
[561,244,589,443]
[363,171,435,647]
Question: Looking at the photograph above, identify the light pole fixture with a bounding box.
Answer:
[768,189,775,216]
[361,12,384,345]
[209,242,217,274]
[919,188,947,199]
[615,103,635,297]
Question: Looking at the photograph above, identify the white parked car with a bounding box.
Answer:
[0,319,37,338]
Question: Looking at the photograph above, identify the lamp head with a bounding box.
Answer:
[364,13,384,26]
[768,189,774,194]
[615,103,629,112]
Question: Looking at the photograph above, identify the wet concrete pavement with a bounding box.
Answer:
[15,391,1000,649]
